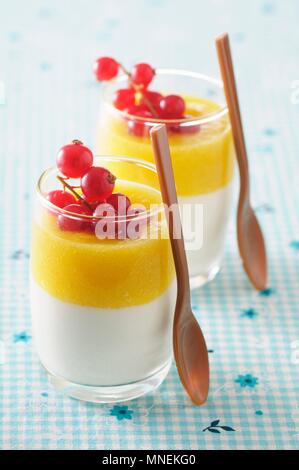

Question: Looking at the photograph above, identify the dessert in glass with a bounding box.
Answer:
[95,58,235,288]
[30,141,175,403]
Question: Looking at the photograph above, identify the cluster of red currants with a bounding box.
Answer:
[93,57,199,136]
[46,140,142,237]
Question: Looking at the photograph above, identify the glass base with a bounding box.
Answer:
[46,360,172,403]
[190,264,221,290]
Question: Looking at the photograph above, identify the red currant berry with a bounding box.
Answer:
[127,110,153,137]
[106,193,131,214]
[47,190,76,208]
[84,220,97,234]
[124,104,148,115]
[81,167,116,202]
[80,196,106,212]
[159,95,185,119]
[58,204,92,232]
[170,118,201,134]
[113,88,135,110]
[141,90,163,112]
[57,140,93,178]
[131,63,155,88]
[93,57,119,81]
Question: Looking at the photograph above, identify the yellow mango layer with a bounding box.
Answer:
[31,181,175,309]
[97,96,235,196]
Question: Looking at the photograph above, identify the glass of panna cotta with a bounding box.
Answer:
[97,69,235,289]
[30,156,176,403]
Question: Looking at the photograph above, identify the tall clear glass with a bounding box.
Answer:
[30,156,176,403]
[97,69,235,288]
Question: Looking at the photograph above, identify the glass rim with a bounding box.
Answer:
[102,67,228,127]
[36,155,165,222]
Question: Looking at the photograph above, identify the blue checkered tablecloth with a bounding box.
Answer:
[1,0,299,450]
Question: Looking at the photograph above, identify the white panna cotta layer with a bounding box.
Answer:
[179,181,234,279]
[31,279,176,386]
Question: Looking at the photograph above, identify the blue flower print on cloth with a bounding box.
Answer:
[13,331,31,343]
[241,308,258,319]
[235,374,259,388]
[109,405,134,421]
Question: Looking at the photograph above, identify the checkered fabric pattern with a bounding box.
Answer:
[1,0,299,450]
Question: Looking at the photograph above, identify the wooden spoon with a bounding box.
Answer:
[215,33,268,290]
[150,124,209,406]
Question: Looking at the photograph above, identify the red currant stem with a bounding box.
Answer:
[140,92,159,118]
[59,175,70,185]
[118,62,158,117]
[56,175,93,211]
[118,62,143,92]
[108,173,116,184]
[118,62,131,78]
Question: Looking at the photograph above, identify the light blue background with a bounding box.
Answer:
[0,0,299,450]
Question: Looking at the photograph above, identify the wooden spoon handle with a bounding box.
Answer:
[215,33,250,201]
[151,125,190,294]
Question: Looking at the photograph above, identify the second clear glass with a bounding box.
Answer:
[97,69,236,288]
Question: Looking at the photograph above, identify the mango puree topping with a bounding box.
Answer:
[31,181,175,308]
[97,96,235,196]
